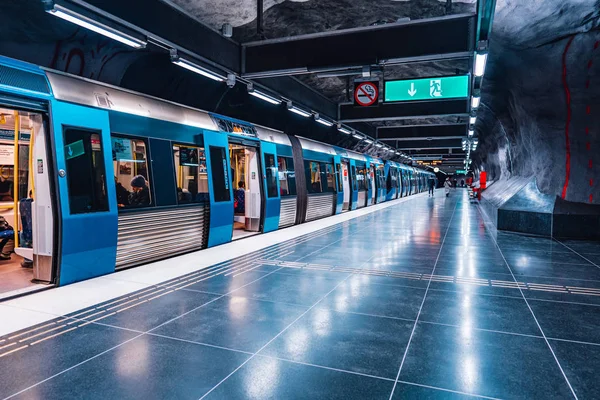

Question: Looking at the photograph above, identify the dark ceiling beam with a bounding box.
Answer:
[396,138,462,150]
[339,99,469,123]
[242,14,475,78]
[377,124,467,140]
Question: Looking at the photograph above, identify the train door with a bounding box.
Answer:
[369,165,376,205]
[229,141,263,240]
[341,161,351,211]
[260,142,279,233]
[395,169,401,199]
[52,101,117,285]
[0,108,56,299]
[334,159,344,214]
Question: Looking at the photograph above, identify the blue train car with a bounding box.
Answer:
[0,55,434,295]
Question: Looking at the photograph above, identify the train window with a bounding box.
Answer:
[209,146,231,202]
[264,153,278,198]
[173,144,209,204]
[112,136,152,209]
[305,161,322,193]
[335,163,342,192]
[63,128,108,214]
[386,169,393,191]
[356,164,367,191]
[324,163,336,193]
[350,165,357,191]
[277,156,296,196]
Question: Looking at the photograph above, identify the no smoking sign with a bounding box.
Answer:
[354,81,379,107]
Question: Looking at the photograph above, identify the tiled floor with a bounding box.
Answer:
[1,190,600,399]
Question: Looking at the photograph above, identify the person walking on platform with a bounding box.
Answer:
[444,177,452,197]
[428,176,436,197]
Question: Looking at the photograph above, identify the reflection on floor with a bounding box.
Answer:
[2,190,600,399]
[0,255,40,299]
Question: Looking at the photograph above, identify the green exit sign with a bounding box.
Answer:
[455,170,467,174]
[65,140,85,160]
[384,75,469,102]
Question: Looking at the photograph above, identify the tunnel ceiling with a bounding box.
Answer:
[164,0,478,171]
[4,0,599,186]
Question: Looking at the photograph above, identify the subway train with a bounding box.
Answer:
[0,55,434,290]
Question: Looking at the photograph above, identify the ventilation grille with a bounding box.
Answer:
[306,193,335,222]
[116,204,210,269]
[0,65,49,94]
[210,115,257,137]
[279,196,297,228]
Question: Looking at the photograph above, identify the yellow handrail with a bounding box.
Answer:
[28,125,35,200]
[13,111,19,248]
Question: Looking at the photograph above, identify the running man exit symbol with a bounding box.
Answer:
[430,79,442,97]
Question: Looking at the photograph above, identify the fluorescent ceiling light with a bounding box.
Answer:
[471,96,481,109]
[364,139,373,144]
[352,133,363,139]
[375,143,383,148]
[46,5,146,49]
[470,116,476,125]
[249,90,281,105]
[474,53,488,77]
[316,117,334,127]
[468,129,474,137]
[288,106,311,118]
[172,57,225,82]
[338,126,352,135]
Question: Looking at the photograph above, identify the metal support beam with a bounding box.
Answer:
[242,14,475,78]
[377,123,467,140]
[339,99,469,123]
[396,138,462,150]
[257,0,264,38]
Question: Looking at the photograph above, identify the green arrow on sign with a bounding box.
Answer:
[384,75,469,102]
[455,170,466,174]
[65,140,85,160]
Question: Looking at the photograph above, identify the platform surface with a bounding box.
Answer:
[1,189,600,399]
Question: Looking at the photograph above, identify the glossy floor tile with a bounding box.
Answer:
[3,191,600,399]
[399,322,574,399]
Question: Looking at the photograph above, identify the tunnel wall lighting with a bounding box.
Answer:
[172,56,225,82]
[474,53,488,77]
[45,4,146,48]
[471,96,481,109]
[287,104,311,117]
[338,126,352,135]
[249,89,281,105]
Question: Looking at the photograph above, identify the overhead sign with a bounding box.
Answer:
[455,169,467,174]
[354,81,379,107]
[384,75,469,102]
[65,140,85,160]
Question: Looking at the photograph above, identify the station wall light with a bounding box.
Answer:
[468,129,474,137]
[474,53,488,77]
[286,102,311,117]
[171,54,226,82]
[247,84,281,105]
[314,114,334,127]
[471,96,481,109]
[469,116,476,125]
[337,126,352,135]
[45,2,146,48]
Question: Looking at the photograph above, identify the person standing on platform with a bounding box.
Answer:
[444,177,452,197]
[428,176,436,197]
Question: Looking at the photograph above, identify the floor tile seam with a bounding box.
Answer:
[553,239,600,270]
[252,353,397,382]
[394,380,503,400]
[197,270,358,399]
[547,336,600,347]
[388,197,460,400]
[1,265,290,399]
[476,205,580,400]
[146,332,255,355]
